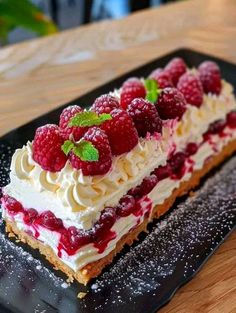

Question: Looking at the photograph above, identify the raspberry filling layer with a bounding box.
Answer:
[2,112,236,258]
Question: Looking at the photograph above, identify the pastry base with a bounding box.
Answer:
[5,138,236,285]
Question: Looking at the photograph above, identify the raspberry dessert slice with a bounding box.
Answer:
[2,57,236,287]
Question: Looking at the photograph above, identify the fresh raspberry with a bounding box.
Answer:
[185,142,198,156]
[2,195,23,215]
[127,175,158,199]
[198,61,222,95]
[33,124,67,172]
[177,72,203,107]
[120,78,146,110]
[116,195,136,217]
[92,207,116,239]
[67,226,91,248]
[153,164,171,181]
[91,94,120,114]
[207,120,225,135]
[156,87,187,120]
[227,111,236,128]
[169,151,186,178]
[127,185,142,199]
[102,109,138,155]
[139,174,158,196]
[149,68,174,89]
[127,98,162,137]
[37,211,63,231]
[69,127,112,175]
[60,227,91,253]
[165,57,187,86]
[23,209,38,225]
[59,105,87,141]
[99,207,116,229]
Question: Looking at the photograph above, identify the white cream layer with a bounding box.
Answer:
[3,127,236,271]
[4,81,235,230]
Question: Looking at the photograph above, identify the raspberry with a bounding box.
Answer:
[37,211,63,231]
[153,164,171,181]
[120,78,146,110]
[149,68,173,89]
[127,185,142,199]
[2,195,23,215]
[59,105,87,141]
[165,57,187,86]
[207,120,225,135]
[116,195,136,217]
[227,111,236,128]
[32,124,67,172]
[156,87,187,120]
[102,109,138,155]
[91,94,120,114]
[177,72,203,107]
[69,127,112,175]
[23,209,38,225]
[92,207,116,239]
[139,174,158,196]
[198,61,222,95]
[99,208,116,228]
[60,227,91,253]
[67,227,91,248]
[169,152,186,178]
[127,98,162,137]
[185,142,198,156]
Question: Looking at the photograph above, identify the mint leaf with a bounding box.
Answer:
[98,113,112,123]
[62,138,99,161]
[61,140,75,155]
[73,140,99,161]
[146,90,158,103]
[144,78,160,104]
[69,111,112,127]
[145,79,158,91]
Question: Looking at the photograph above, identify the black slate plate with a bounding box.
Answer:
[0,49,236,313]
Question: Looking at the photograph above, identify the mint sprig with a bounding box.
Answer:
[144,79,160,104]
[69,111,112,127]
[61,140,74,155]
[61,140,99,162]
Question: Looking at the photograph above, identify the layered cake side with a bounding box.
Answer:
[1,58,236,284]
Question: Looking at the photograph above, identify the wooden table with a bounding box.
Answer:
[0,0,235,311]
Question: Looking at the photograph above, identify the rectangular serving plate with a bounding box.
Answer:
[0,48,236,313]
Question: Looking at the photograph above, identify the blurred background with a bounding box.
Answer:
[0,0,178,46]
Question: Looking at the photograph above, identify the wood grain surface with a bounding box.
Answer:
[0,0,236,311]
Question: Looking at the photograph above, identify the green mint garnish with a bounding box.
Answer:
[69,111,112,127]
[61,139,99,162]
[73,140,99,161]
[145,79,158,91]
[61,140,75,155]
[144,79,160,104]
